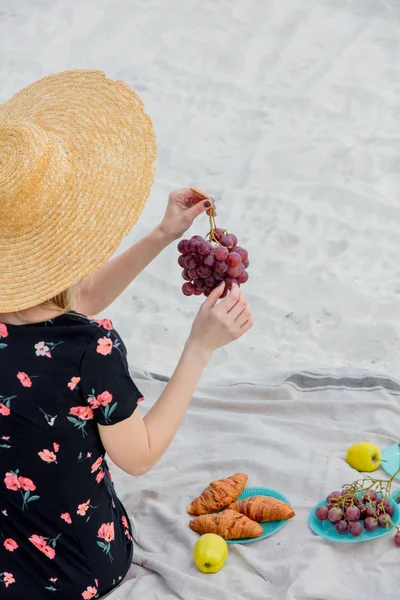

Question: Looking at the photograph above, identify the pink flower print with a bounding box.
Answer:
[96,337,113,356]
[87,452,92,458]
[98,391,112,406]
[88,396,100,409]
[137,396,144,404]
[60,512,72,524]
[95,579,98,587]
[70,406,94,421]
[92,318,113,331]
[107,469,113,482]
[2,436,10,441]
[29,535,56,560]
[18,477,36,492]
[4,472,20,491]
[1,510,8,516]
[91,457,103,474]
[0,404,10,416]
[4,538,18,552]
[34,341,52,358]
[38,449,57,463]
[0,323,8,338]
[53,443,60,453]
[17,372,32,387]
[95,470,105,484]
[82,586,98,599]
[2,572,15,588]
[98,522,114,543]
[121,516,129,529]
[68,377,81,391]
[77,499,91,517]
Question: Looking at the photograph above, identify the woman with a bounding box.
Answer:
[0,70,253,599]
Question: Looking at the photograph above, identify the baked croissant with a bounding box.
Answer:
[229,495,295,522]
[187,473,248,516]
[190,509,263,540]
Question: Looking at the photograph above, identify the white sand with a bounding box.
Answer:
[2,0,400,382]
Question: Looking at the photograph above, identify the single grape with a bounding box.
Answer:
[213,228,225,242]
[225,277,238,290]
[192,235,204,242]
[365,504,376,518]
[185,255,198,270]
[178,254,187,268]
[187,239,200,253]
[364,517,378,532]
[203,252,215,267]
[197,265,212,279]
[205,276,216,288]
[364,490,378,502]
[235,247,249,262]
[385,501,395,518]
[213,271,225,282]
[220,234,234,248]
[177,239,189,254]
[358,503,367,520]
[315,506,329,521]
[335,520,348,535]
[188,268,198,280]
[394,532,400,547]
[193,288,203,296]
[203,287,214,297]
[237,268,249,284]
[348,521,362,537]
[227,265,241,278]
[214,246,229,261]
[230,233,238,247]
[198,241,212,256]
[193,279,204,290]
[215,260,229,274]
[182,268,191,282]
[328,507,343,523]
[243,258,249,268]
[182,282,195,296]
[378,514,390,529]
[227,252,242,268]
[326,491,342,505]
[345,506,360,522]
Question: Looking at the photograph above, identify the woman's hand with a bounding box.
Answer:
[187,282,253,356]
[158,187,216,242]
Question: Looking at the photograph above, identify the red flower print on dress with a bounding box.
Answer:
[0,572,15,588]
[38,449,57,463]
[60,512,72,524]
[91,457,103,474]
[0,395,15,417]
[0,435,12,450]
[34,340,63,358]
[4,471,39,510]
[138,396,144,404]
[39,407,58,427]
[29,533,61,560]
[0,323,8,338]
[95,470,105,484]
[87,389,118,424]
[45,578,60,592]
[77,499,91,517]
[17,372,33,387]
[1,509,8,516]
[121,515,133,542]
[4,538,18,552]
[68,376,81,390]
[96,337,113,356]
[68,406,94,437]
[97,522,115,562]
[82,585,98,599]
[91,318,113,331]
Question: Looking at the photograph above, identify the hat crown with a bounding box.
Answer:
[0,121,71,235]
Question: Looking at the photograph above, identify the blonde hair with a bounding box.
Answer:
[4,283,82,325]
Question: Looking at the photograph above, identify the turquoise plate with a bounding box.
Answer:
[381,443,400,480]
[224,487,293,545]
[309,495,400,543]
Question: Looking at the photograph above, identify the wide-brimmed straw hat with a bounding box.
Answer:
[0,69,157,312]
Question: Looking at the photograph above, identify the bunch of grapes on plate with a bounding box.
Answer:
[315,474,400,545]
[177,190,249,298]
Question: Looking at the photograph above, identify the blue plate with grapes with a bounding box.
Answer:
[381,443,400,480]
[309,493,400,543]
[224,487,293,545]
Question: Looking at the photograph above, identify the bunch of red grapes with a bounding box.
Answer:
[315,487,400,544]
[177,228,249,298]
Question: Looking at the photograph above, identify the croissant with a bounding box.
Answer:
[187,473,248,516]
[229,495,295,522]
[190,509,264,540]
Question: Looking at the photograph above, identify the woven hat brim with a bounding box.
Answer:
[0,70,156,312]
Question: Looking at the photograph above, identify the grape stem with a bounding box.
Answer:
[206,208,227,245]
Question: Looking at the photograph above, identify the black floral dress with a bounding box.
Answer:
[0,312,143,599]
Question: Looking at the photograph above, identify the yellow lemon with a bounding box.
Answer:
[193,534,228,574]
[345,442,382,472]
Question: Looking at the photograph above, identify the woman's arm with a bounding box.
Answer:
[98,284,253,476]
[78,226,172,316]
[78,187,214,316]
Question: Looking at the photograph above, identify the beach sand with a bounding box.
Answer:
[1,0,400,382]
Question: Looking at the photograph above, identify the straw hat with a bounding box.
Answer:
[0,69,157,312]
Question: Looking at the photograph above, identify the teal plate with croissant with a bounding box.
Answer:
[224,487,293,545]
